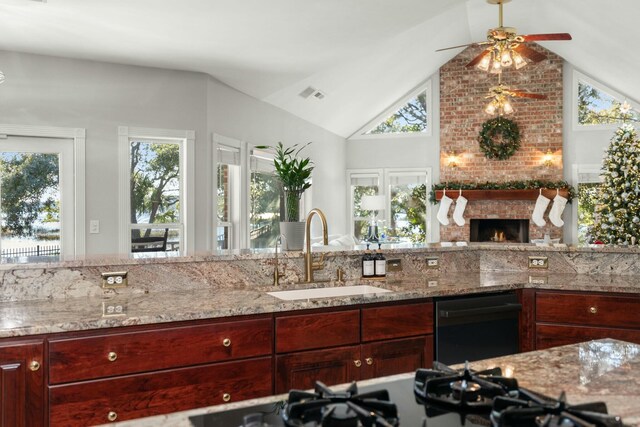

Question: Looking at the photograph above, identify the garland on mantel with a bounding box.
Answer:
[429,180,576,204]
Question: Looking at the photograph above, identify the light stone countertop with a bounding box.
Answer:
[104,339,640,427]
[1,271,640,338]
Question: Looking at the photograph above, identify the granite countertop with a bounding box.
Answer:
[104,339,640,427]
[2,271,640,338]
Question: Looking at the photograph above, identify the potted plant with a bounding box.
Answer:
[272,141,313,250]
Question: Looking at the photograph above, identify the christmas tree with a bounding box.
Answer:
[590,124,640,244]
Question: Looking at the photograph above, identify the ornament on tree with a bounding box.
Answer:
[590,124,640,244]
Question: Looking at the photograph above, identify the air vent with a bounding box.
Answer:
[298,86,326,100]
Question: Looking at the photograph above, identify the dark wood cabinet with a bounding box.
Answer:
[49,357,272,426]
[0,340,44,427]
[535,291,640,350]
[274,301,434,393]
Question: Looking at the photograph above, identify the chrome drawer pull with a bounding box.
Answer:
[365,357,373,366]
[589,306,598,314]
[223,393,231,402]
[223,338,231,347]
[354,359,362,367]
[107,411,118,422]
[29,360,41,371]
[107,351,118,362]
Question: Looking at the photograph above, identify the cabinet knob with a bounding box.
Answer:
[589,306,598,314]
[222,338,231,347]
[29,360,41,371]
[107,351,118,362]
[353,359,362,367]
[365,357,373,366]
[107,411,118,422]
[222,393,231,402]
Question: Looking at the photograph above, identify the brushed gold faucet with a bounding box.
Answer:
[304,208,328,283]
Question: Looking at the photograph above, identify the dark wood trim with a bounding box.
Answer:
[517,289,536,353]
[434,188,570,201]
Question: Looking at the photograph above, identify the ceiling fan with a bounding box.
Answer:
[438,0,571,73]
[484,81,547,115]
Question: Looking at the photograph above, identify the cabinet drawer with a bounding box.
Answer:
[49,317,272,384]
[536,292,640,329]
[275,310,360,353]
[362,302,433,342]
[49,356,272,426]
[536,324,640,350]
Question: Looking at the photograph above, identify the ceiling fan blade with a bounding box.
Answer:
[466,48,492,67]
[513,44,547,63]
[521,33,572,42]
[510,90,547,100]
[436,41,486,52]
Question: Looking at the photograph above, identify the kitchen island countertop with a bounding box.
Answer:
[103,339,640,426]
[2,271,640,338]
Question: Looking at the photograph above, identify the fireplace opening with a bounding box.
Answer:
[470,219,530,243]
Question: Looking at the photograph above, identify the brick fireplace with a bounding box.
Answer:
[439,44,564,242]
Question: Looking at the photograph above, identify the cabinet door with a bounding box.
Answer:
[536,324,640,350]
[49,356,272,426]
[0,341,44,427]
[361,336,433,380]
[275,346,360,393]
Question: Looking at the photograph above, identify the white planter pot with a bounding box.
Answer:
[280,221,305,251]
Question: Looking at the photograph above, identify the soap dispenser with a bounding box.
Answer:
[374,243,386,277]
[362,244,375,278]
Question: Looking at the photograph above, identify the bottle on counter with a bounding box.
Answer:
[374,243,386,277]
[362,244,375,278]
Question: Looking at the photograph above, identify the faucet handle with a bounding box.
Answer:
[336,267,345,284]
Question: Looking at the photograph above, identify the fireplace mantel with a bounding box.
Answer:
[434,188,570,201]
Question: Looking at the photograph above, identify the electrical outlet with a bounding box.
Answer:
[528,256,549,269]
[528,275,548,284]
[426,257,439,269]
[387,259,402,272]
[101,271,128,288]
[102,301,127,317]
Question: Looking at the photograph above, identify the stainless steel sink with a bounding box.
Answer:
[267,285,391,301]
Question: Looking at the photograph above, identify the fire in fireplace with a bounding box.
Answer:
[470,219,530,243]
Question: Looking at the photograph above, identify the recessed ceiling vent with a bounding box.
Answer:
[298,86,326,100]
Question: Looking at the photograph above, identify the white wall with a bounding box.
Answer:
[0,50,347,255]
[345,72,441,242]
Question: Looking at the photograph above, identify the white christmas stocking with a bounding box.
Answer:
[548,194,568,227]
[437,194,453,226]
[453,195,468,226]
[531,194,551,227]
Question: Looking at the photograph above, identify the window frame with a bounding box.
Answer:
[572,70,640,132]
[213,134,242,251]
[118,126,195,256]
[347,168,431,243]
[570,163,602,245]
[0,123,86,260]
[348,79,432,140]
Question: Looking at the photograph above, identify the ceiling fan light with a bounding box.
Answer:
[502,100,514,115]
[500,50,513,67]
[477,54,491,71]
[485,100,498,115]
[490,57,502,74]
[512,51,527,69]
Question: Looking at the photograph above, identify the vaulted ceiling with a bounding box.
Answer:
[0,0,638,138]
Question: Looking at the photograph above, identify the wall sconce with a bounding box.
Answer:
[542,149,554,168]
[447,152,459,168]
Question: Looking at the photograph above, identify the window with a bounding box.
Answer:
[119,127,194,256]
[386,171,428,243]
[216,144,240,250]
[0,125,85,263]
[572,165,603,245]
[348,169,430,243]
[575,71,640,127]
[250,147,280,249]
[350,80,432,139]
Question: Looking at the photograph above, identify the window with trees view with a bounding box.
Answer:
[349,169,429,243]
[577,75,640,126]
[129,139,182,255]
[365,90,428,135]
[250,150,280,249]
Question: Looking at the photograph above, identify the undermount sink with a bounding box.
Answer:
[267,285,391,301]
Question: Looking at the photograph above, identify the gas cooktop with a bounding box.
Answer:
[189,362,628,427]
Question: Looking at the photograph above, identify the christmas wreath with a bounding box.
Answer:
[478,117,521,160]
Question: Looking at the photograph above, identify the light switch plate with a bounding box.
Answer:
[89,220,100,234]
[101,271,128,288]
[528,256,549,269]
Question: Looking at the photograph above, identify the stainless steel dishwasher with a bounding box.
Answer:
[435,292,521,365]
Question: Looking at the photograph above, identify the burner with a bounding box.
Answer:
[490,389,629,427]
[282,381,399,427]
[414,361,519,414]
